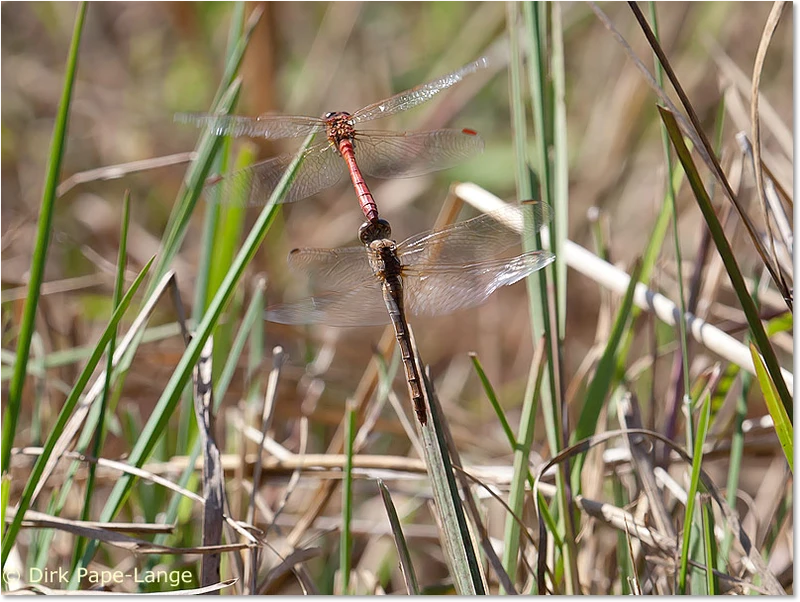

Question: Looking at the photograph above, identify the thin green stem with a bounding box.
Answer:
[72,191,130,569]
[339,403,356,594]
[2,2,87,480]
[648,1,693,445]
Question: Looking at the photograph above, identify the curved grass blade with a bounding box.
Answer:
[469,353,515,446]
[648,1,693,446]
[70,132,317,586]
[152,5,263,293]
[678,390,712,593]
[377,479,419,595]
[658,106,792,423]
[2,2,87,482]
[749,343,792,471]
[141,277,267,579]
[1,255,153,566]
[152,80,241,294]
[183,2,250,463]
[570,260,643,491]
[71,190,130,569]
[606,2,789,304]
[501,336,546,591]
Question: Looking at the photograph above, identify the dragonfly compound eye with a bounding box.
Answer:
[359,219,392,245]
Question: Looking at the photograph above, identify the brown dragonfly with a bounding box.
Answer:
[266,203,554,424]
[176,57,488,223]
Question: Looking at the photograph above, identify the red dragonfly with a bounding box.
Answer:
[266,203,554,424]
[177,57,488,223]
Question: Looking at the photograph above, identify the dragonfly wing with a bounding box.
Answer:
[353,130,484,179]
[396,203,552,265]
[266,286,390,327]
[350,57,490,124]
[206,144,347,206]
[287,246,375,291]
[269,247,389,326]
[175,113,324,139]
[402,251,555,317]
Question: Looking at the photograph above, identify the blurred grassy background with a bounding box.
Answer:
[1,1,793,593]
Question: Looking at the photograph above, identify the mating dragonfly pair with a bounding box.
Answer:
[180,58,554,424]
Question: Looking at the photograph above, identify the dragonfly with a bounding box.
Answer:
[266,203,555,425]
[176,57,488,224]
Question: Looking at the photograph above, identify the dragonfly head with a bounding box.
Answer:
[359,219,392,245]
[324,111,352,120]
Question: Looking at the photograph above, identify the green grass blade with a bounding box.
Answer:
[0,323,183,380]
[678,390,712,593]
[615,158,687,375]
[339,402,356,594]
[1,255,153,566]
[194,0,247,317]
[420,372,484,595]
[2,1,87,480]
[150,7,261,294]
[150,80,241,294]
[224,2,245,60]
[1,476,9,545]
[658,107,792,423]
[571,260,643,489]
[142,277,267,576]
[219,278,267,403]
[749,343,793,471]
[207,147,255,305]
[70,133,316,585]
[188,6,248,460]
[510,5,573,592]
[719,369,751,566]
[199,0,245,298]
[469,353,516,447]
[72,190,130,569]
[377,479,419,595]
[501,340,546,591]
[471,350,564,580]
[701,500,718,594]
[506,3,533,201]
[193,161,223,318]
[648,2,693,445]
[550,3,568,340]
[612,479,633,594]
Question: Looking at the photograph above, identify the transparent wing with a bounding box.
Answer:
[396,203,552,266]
[205,143,347,206]
[175,112,325,139]
[403,251,555,317]
[352,130,484,179]
[286,246,374,292]
[266,251,555,326]
[267,247,388,327]
[266,286,390,327]
[350,57,490,124]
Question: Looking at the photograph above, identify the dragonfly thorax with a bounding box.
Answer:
[367,239,402,279]
[324,112,356,145]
